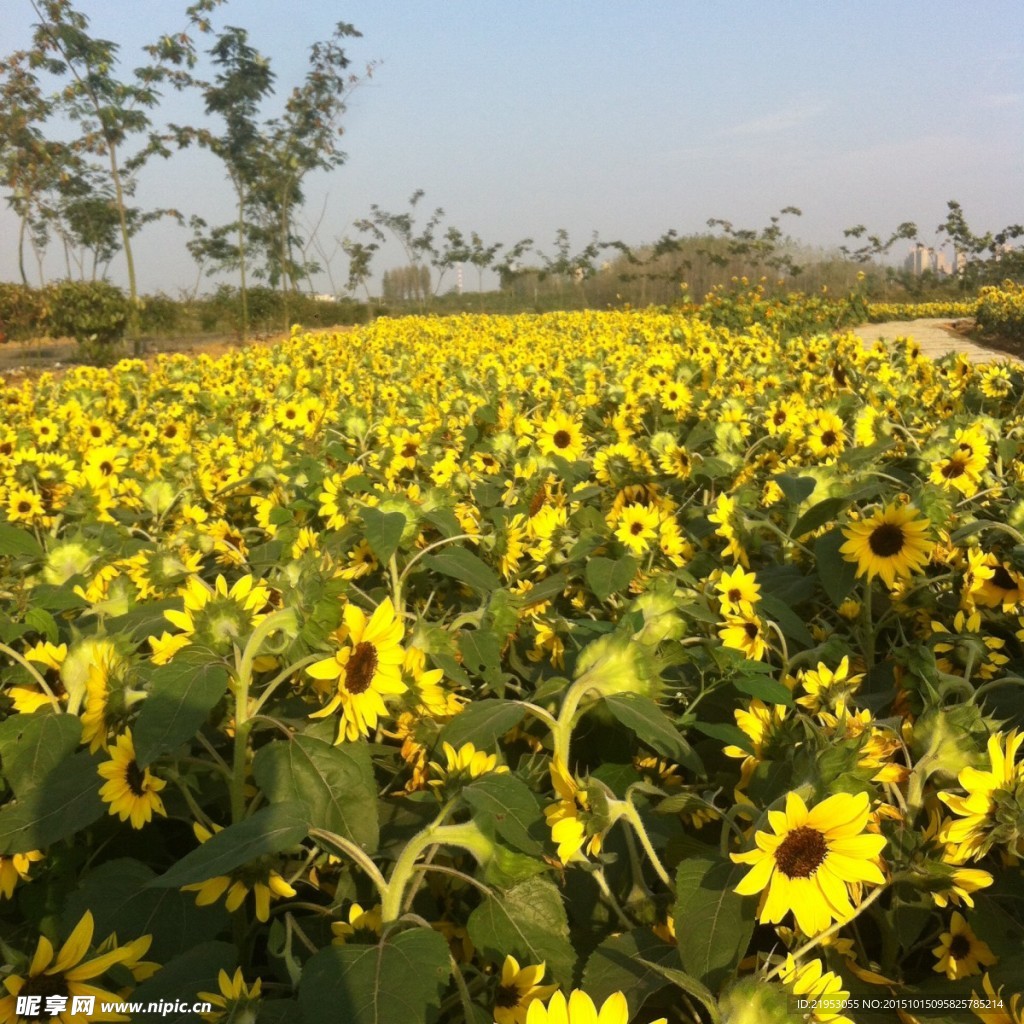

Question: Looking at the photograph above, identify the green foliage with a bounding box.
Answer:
[44,279,130,347]
[0,282,48,342]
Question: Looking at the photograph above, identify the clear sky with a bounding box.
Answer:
[2,0,1022,294]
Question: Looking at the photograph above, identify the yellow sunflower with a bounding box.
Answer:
[537,411,586,462]
[932,911,997,980]
[0,911,142,1023]
[97,731,167,829]
[731,790,887,936]
[198,969,263,1024]
[840,504,933,588]
[524,990,665,1024]
[0,851,44,900]
[493,955,558,1024]
[307,597,407,743]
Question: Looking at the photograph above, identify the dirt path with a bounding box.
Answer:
[851,318,1020,364]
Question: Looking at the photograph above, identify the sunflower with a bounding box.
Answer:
[932,911,998,980]
[0,851,44,900]
[613,502,660,554]
[544,758,602,865]
[796,657,864,715]
[331,902,383,945]
[492,956,558,1024]
[97,731,167,829]
[731,790,887,936]
[198,969,263,1024]
[523,991,665,1024]
[307,597,407,743]
[715,565,761,616]
[718,612,768,661]
[181,822,296,922]
[778,955,853,1024]
[971,974,1023,1024]
[939,730,1024,860]
[428,741,508,793]
[537,411,586,462]
[0,911,141,1023]
[840,503,933,588]
[149,573,272,665]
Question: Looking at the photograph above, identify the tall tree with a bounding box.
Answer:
[21,0,221,343]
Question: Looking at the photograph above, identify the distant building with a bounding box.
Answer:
[904,243,953,277]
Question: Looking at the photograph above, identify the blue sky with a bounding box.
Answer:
[2,0,1022,294]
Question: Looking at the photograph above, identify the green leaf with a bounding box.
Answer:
[0,714,82,798]
[674,855,756,995]
[774,474,817,504]
[689,721,754,755]
[585,555,639,601]
[29,583,87,613]
[0,750,105,855]
[815,529,858,607]
[63,858,228,963]
[151,803,308,888]
[133,657,230,768]
[422,546,500,593]
[759,594,814,648]
[733,675,794,706]
[253,735,378,854]
[439,699,525,750]
[458,629,505,689]
[24,607,59,644]
[422,507,462,539]
[582,929,675,1013]
[463,774,543,854]
[792,496,849,539]
[0,524,42,558]
[362,507,406,564]
[511,570,570,610]
[130,942,237,1024]
[467,877,575,988]
[299,928,451,1024]
[602,693,703,775]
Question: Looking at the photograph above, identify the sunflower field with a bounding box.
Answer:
[1,306,1023,1024]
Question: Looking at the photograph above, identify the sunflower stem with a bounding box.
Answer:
[861,577,875,669]
[619,799,672,889]
[381,819,494,924]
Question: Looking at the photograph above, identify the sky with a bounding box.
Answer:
[1,0,1023,295]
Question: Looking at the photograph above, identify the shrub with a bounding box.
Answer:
[0,282,49,342]
[44,280,130,348]
[975,281,1024,342]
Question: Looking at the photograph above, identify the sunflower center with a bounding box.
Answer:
[948,934,972,960]
[552,430,571,449]
[126,758,148,797]
[630,521,644,535]
[18,500,32,514]
[991,566,1016,590]
[494,984,522,1009]
[941,459,966,479]
[773,411,787,425]
[744,621,759,640]
[728,588,742,603]
[821,430,838,447]
[774,825,827,878]
[345,642,378,695]
[17,972,70,1017]
[867,522,905,557]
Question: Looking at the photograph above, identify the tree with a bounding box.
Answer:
[174,25,275,340]
[937,200,1024,289]
[701,206,805,277]
[18,0,222,346]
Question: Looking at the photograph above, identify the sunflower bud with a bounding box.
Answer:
[43,540,97,586]
[910,704,993,785]
[629,585,687,645]
[574,631,660,698]
[718,977,791,1023]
